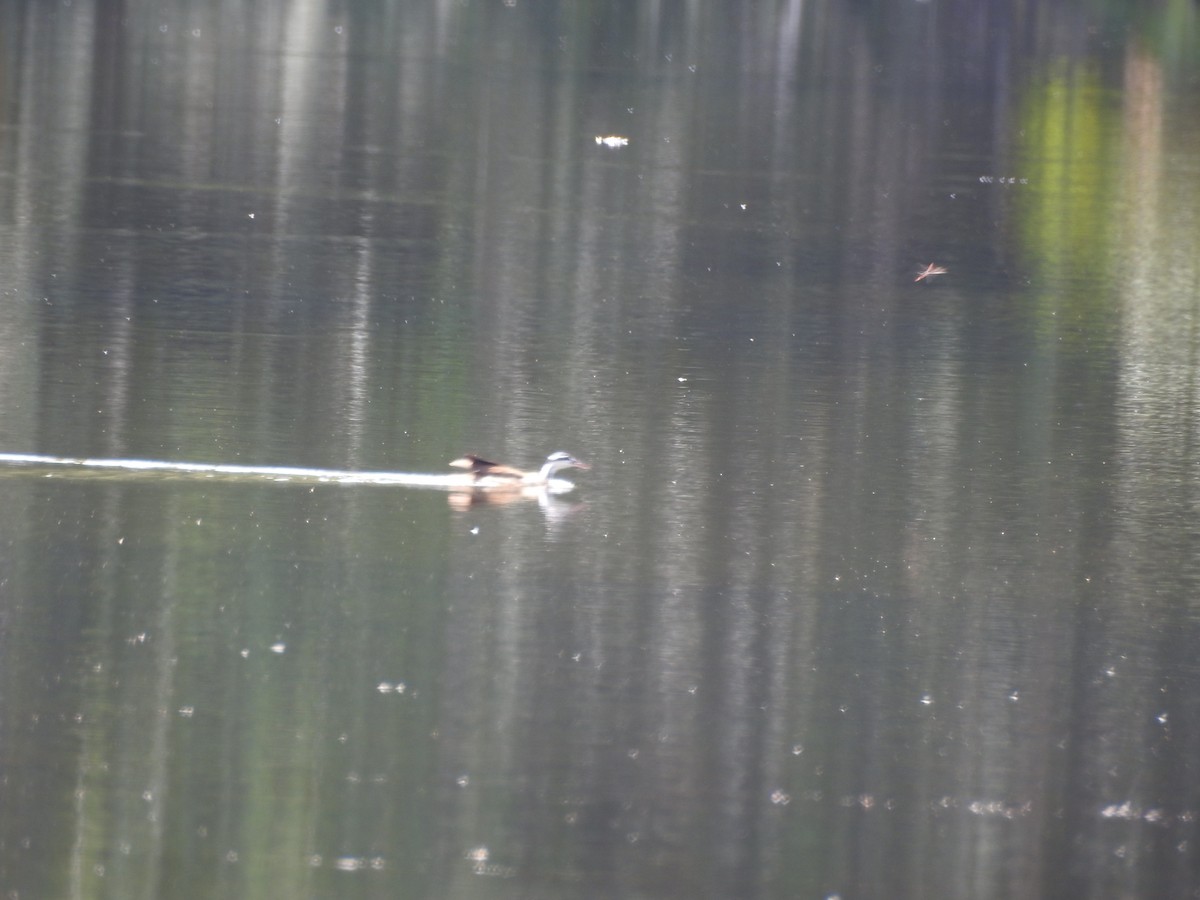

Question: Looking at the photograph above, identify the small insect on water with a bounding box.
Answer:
[915,263,948,282]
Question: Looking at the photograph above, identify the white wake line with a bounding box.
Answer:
[0,453,576,493]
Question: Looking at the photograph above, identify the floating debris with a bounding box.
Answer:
[464,846,515,877]
[915,263,948,282]
[594,135,629,148]
[332,856,385,871]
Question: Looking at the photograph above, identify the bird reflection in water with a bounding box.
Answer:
[445,451,590,520]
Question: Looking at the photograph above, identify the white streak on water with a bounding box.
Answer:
[0,453,576,493]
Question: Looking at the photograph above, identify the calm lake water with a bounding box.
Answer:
[2,2,1200,898]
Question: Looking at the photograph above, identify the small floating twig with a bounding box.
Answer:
[915,263,948,282]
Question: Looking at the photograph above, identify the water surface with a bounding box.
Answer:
[1,2,1199,898]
